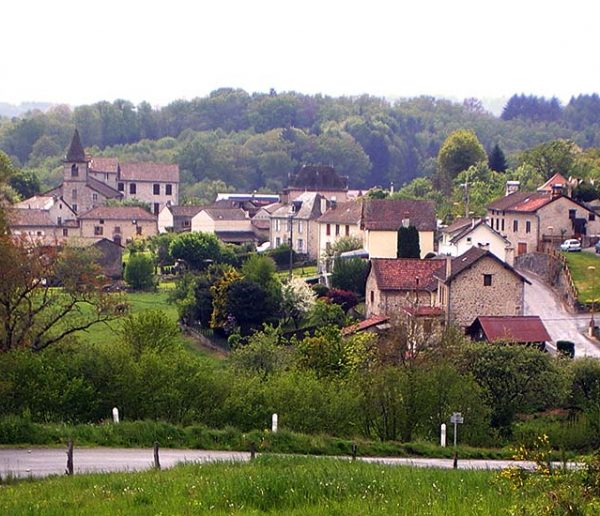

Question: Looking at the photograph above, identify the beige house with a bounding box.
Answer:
[317,199,364,258]
[438,218,513,264]
[435,247,529,328]
[361,199,436,259]
[192,207,256,245]
[9,195,78,241]
[77,206,157,244]
[487,189,600,256]
[270,192,327,258]
[158,204,206,233]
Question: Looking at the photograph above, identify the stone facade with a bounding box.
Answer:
[365,229,435,259]
[366,272,436,317]
[438,255,525,328]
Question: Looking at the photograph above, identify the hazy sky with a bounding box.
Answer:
[2,0,599,107]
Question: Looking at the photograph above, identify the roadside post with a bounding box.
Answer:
[272,413,278,433]
[112,407,119,424]
[440,423,447,448]
[450,412,464,469]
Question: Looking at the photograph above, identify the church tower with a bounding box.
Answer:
[62,129,89,213]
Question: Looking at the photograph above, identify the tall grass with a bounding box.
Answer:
[0,456,515,515]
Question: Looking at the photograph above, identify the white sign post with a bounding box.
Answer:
[112,407,120,424]
[272,413,278,433]
[440,423,447,448]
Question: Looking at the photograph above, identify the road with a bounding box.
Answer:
[0,448,577,479]
[523,272,600,357]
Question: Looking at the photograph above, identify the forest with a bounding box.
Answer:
[4,91,600,205]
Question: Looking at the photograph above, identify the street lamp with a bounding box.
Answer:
[288,212,294,279]
[589,265,596,336]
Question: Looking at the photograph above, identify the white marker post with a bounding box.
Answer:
[112,407,120,424]
[272,413,278,433]
[440,423,447,448]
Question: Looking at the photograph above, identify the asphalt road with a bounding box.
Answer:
[0,447,577,479]
[523,271,600,357]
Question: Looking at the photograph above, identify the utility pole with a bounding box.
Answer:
[288,213,294,279]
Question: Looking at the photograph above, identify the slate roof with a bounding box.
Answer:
[7,209,56,227]
[119,162,179,182]
[202,208,249,221]
[271,192,324,220]
[65,129,87,162]
[361,199,436,231]
[434,247,530,284]
[78,206,156,221]
[87,177,122,199]
[317,200,363,224]
[470,316,551,343]
[287,165,348,191]
[90,157,120,174]
[370,258,444,292]
[214,230,257,242]
[170,205,206,218]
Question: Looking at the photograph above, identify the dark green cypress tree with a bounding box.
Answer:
[488,143,508,172]
[397,226,421,258]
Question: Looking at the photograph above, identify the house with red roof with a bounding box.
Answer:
[78,206,157,244]
[487,183,600,256]
[466,316,551,349]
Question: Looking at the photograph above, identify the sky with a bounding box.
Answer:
[2,0,600,110]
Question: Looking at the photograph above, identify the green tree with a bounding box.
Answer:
[226,278,278,334]
[488,143,508,172]
[519,139,580,179]
[281,277,317,329]
[397,225,420,258]
[120,310,180,359]
[124,253,156,290]
[9,169,41,199]
[331,257,369,295]
[169,232,223,270]
[437,129,487,193]
[229,326,292,378]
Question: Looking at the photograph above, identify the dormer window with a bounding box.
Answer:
[71,164,79,177]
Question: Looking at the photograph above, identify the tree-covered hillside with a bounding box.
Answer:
[3,90,600,202]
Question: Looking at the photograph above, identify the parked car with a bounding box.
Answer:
[560,239,582,252]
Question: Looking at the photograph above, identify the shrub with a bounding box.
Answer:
[312,284,329,297]
[326,289,358,311]
[557,340,575,358]
[124,253,156,290]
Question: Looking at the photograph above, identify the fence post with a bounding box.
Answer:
[250,441,256,460]
[351,443,357,461]
[66,440,74,475]
[153,442,161,470]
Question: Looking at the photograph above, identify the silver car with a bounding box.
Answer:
[560,239,582,252]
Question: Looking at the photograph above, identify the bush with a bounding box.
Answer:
[312,284,329,297]
[331,257,368,295]
[326,289,358,311]
[268,245,296,267]
[124,253,156,290]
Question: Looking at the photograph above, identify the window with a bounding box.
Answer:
[370,291,374,303]
[297,221,303,233]
[71,164,78,177]
[57,216,62,226]
[94,226,103,236]
[483,274,492,286]
[153,184,160,195]
[501,219,505,231]
[130,183,137,195]
[136,226,142,236]
[275,219,280,231]
[345,225,350,236]
[166,184,172,196]
[72,189,77,201]
[275,237,281,247]
[590,213,596,221]
[114,226,121,233]
[153,203,160,215]
[569,209,577,220]
[335,224,340,236]
[297,239,304,252]
[513,220,518,232]
[183,220,190,227]
[72,203,78,212]
[466,237,472,243]
[526,221,531,233]
[287,219,292,232]
[62,228,68,237]
[326,223,331,236]
[423,320,432,334]
[99,218,104,224]
[118,182,124,192]
[92,193,98,202]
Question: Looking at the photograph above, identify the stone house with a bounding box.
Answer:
[192,207,256,245]
[158,204,205,233]
[435,247,530,328]
[365,258,444,318]
[270,192,327,258]
[9,195,79,240]
[438,218,513,264]
[361,199,436,259]
[77,206,157,244]
[487,187,600,256]
[317,199,364,259]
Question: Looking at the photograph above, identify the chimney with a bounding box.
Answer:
[445,255,452,280]
[506,181,520,196]
[551,184,562,199]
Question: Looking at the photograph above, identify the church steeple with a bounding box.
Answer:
[65,129,86,162]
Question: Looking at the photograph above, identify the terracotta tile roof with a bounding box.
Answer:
[472,316,551,343]
[119,162,179,182]
[362,199,436,231]
[317,200,363,224]
[487,191,553,212]
[370,258,444,291]
[7,209,56,227]
[202,208,249,221]
[90,157,120,174]
[78,206,156,221]
[341,315,390,336]
[251,219,270,231]
[402,306,445,317]
[537,172,569,192]
[14,195,56,210]
[66,129,86,162]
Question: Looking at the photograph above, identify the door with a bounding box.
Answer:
[517,242,527,256]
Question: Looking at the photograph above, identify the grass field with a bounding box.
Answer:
[562,251,600,303]
[276,265,318,280]
[0,456,518,515]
